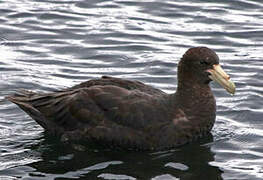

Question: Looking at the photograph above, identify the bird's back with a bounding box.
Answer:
[7,76,171,149]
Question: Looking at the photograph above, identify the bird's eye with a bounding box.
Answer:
[200,61,209,65]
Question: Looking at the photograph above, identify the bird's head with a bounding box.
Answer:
[179,47,235,94]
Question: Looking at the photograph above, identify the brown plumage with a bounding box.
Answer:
[6,47,235,150]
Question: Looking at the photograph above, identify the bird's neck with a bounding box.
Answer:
[175,60,215,109]
[175,82,214,106]
[171,83,216,136]
[172,72,216,125]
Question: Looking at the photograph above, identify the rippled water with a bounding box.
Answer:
[0,0,263,179]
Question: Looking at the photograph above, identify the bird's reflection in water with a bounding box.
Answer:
[7,133,223,180]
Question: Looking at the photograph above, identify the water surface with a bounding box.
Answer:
[1,0,263,179]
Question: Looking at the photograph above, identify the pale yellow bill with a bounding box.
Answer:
[207,64,236,95]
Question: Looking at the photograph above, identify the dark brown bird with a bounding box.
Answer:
[6,47,235,150]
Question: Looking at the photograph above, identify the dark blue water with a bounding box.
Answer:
[0,0,263,179]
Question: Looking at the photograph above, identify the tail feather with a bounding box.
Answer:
[6,89,74,135]
[6,90,50,130]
